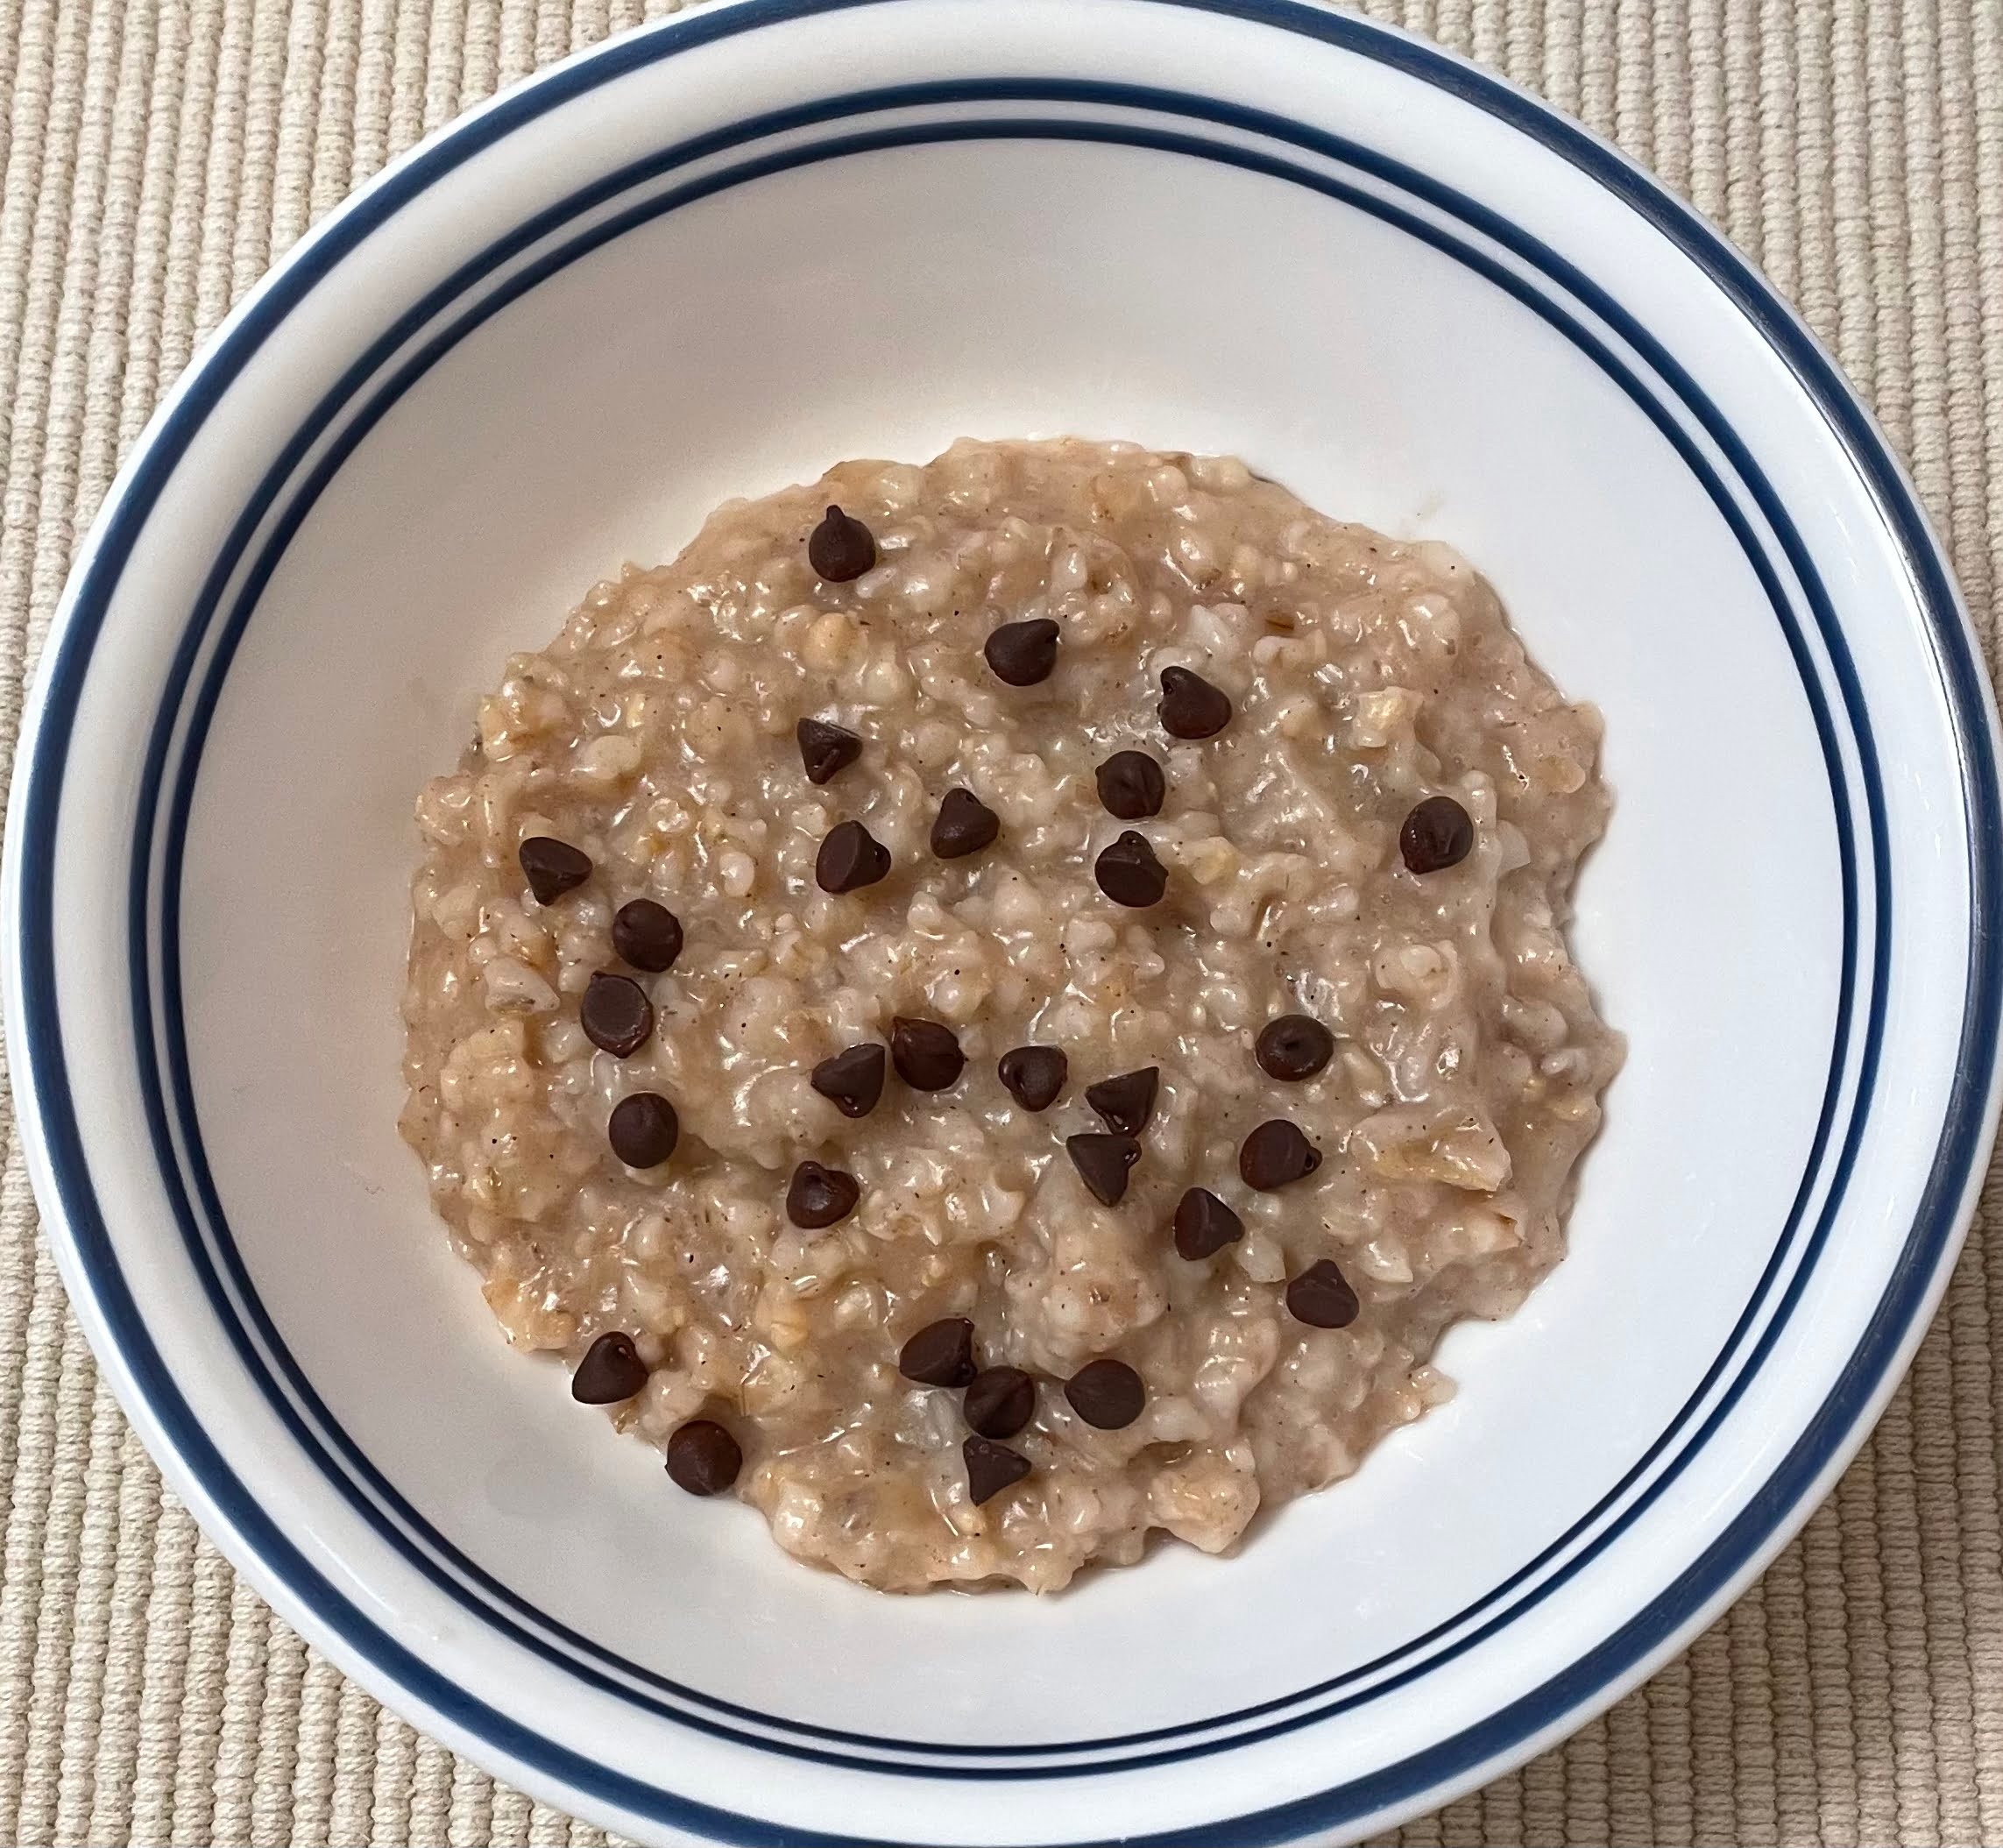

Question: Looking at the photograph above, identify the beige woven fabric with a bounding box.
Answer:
[0,0,1999,1840]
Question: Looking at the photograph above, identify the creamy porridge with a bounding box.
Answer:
[399,438,1622,1593]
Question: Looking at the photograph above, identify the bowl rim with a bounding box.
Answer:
[6,0,2000,1842]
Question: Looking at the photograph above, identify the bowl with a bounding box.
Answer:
[6,0,1998,1842]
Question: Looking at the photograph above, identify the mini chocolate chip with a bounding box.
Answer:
[1094,830,1167,907]
[899,1317,977,1387]
[931,787,1000,859]
[808,504,875,581]
[1286,1258,1361,1328]
[519,836,591,905]
[816,819,891,894]
[964,1434,1031,1505]
[581,973,653,1058]
[810,1044,886,1118]
[1157,666,1233,739]
[983,617,1059,686]
[607,1093,678,1167]
[997,1045,1067,1111]
[891,1016,965,1091]
[1065,1358,1145,1430]
[1240,1119,1322,1191]
[796,716,862,784]
[1400,795,1476,874]
[1086,1067,1159,1136]
[963,1366,1036,1440]
[1172,1186,1244,1260]
[612,899,683,972]
[786,1160,860,1228]
[570,1331,648,1404]
[666,1420,742,1495]
[1067,1132,1142,1206]
[1095,750,1165,819]
[1256,1014,1334,1081]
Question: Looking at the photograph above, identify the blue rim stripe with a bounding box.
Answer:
[144,104,1868,1765]
[10,0,1989,1840]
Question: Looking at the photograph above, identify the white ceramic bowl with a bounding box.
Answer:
[6,1,1999,1842]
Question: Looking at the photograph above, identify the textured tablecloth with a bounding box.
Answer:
[1,0,1999,1842]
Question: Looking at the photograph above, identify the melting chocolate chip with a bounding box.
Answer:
[931,787,1000,859]
[1286,1258,1361,1329]
[816,819,890,894]
[1067,1132,1142,1206]
[1240,1119,1322,1191]
[1086,1067,1159,1136]
[963,1434,1031,1505]
[519,836,591,905]
[963,1366,1036,1440]
[1094,830,1167,908]
[899,1317,977,1387]
[1065,1358,1145,1430]
[607,1092,678,1167]
[1095,750,1166,820]
[666,1420,742,1495]
[983,617,1060,686]
[1172,1186,1244,1261]
[997,1045,1067,1112]
[612,899,683,973]
[808,504,876,582]
[1157,666,1233,739]
[580,973,654,1058]
[570,1331,648,1404]
[1400,796,1476,874]
[786,1160,860,1228]
[796,716,862,784]
[1255,1014,1334,1081]
[810,1044,886,1118]
[891,1016,965,1091]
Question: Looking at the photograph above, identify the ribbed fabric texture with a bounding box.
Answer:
[0,0,1998,1841]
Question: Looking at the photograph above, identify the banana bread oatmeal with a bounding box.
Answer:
[399,437,1621,1592]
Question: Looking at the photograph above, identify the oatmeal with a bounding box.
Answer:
[399,438,1621,1592]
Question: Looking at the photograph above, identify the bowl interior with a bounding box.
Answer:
[173,132,1841,1740]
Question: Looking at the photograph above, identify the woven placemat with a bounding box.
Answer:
[1,0,1999,1842]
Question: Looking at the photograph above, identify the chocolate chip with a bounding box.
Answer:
[1256,1014,1334,1081]
[816,819,890,894]
[808,504,875,581]
[1065,1358,1145,1429]
[519,836,591,905]
[581,973,653,1058]
[666,1420,742,1495]
[963,1434,1031,1505]
[571,1331,648,1404]
[899,1317,976,1387]
[997,1045,1067,1112]
[810,1044,886,1118]
[931,788,999,859]
[1240,1119,1322,1190]
[1067,1132,1141,1206]
[1095,750,1165,819]
[1172,1186,1243,1260]
[1400,796,1475,874]
[1086,1067,1158,1136]
[891,1016,964,1091]
[1094,830,1167,907]
[612,899,683,973]
[796,716,862,784]
[1286,1258,1361,1328]
[983,617,1059,686]
[963,1367,1036,1440]
[607,1093,678,1167]
[786,1160,860,1228]
[1157,666,1232,739]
